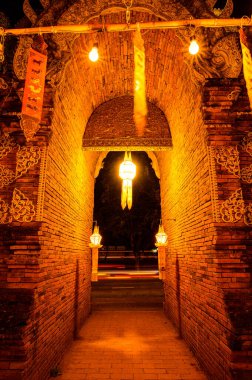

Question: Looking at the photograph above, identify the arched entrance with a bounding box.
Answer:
[93,150,161,276]
[0,1,252,380]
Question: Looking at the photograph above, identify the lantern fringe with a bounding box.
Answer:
[121,179,133,210]
[240,28,252,110]
[133,24,147,137]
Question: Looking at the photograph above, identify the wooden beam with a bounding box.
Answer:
[2,17,252,36]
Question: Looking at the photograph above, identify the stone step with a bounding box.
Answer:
[91,278,164,311]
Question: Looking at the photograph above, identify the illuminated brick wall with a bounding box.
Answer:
[158,76,252,380]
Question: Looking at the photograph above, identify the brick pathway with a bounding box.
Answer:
[56,310,207,380]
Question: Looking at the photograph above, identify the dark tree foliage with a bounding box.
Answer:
[94,151,161,254]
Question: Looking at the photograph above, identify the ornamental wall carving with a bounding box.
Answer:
[241,132,252,156]
[0,134,18,160]
[220,189,244,223]
[16,146,41,178]
[0,132,46,224]
[0,188,36,223]
[211,145,240,176]
[209,130,252,224]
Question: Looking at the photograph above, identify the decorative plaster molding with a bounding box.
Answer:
[0,198,12,224]
[10,188,36,222]
[82,137,172,151]
[240,164,252,184]
[241,132,252,156]
[0,165,16,188]
[0,78,8,90]
[0,133,18,160]
[244,203,252,226]
[16,146,41,178]
[208,147,220,222]
[220,188,244,223]
[212,145,240,176]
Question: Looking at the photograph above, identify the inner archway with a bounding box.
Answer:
[93,151,161,276]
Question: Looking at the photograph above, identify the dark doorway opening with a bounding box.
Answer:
[94,151,161,274]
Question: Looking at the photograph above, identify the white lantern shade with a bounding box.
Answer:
[90,225,102,247]
[155,223,168,246]
[119,152,136,180]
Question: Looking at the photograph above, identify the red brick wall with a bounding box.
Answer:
[0,66,96,379]
[158,75,252,379]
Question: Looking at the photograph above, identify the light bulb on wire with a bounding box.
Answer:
[189,38,199,55]
[89,43,99,62]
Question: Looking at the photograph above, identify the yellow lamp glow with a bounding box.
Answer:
[189,39,199,55]
[89,43,99,62]
[119,152,136,210]
[89,223,102,247]
[155,222,168,246]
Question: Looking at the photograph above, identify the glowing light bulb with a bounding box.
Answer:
[189,39,199,55]
[89,44,99,62]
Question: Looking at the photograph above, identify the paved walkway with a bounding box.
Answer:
[56,310,207,380]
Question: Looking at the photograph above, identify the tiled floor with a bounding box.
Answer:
[56,310,207,380]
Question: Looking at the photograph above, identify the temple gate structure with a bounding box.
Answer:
[0,1,251,379]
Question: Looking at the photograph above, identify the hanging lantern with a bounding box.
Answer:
[119,152,136,210]
[89,223,102,247]
[155,222,168,246]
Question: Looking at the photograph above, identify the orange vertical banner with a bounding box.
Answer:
[133,25,147,137]
[21,47,47,141]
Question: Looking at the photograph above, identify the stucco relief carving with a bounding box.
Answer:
[13,36,33,80]
[0,78,8,90]
[208,146,220,222]
[212,145,240,176]
[0,198,12,224]
[40,0,50,9]
[23,0,38,24]
[10,188,36,223]
[240,165,252,184]
[241,132,252,156]
[211,34,242,79]
[220,189,245,223]
[244,203,252,225]
[16,146,41,178]
[206,0,233,17]
[0,133,18,159]
[0,165,16,188]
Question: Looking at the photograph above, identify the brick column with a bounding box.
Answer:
[203,78,252,379]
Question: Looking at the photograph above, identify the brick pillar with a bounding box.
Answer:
[203,78,252,379]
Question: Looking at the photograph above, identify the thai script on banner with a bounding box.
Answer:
[22,48,47,121]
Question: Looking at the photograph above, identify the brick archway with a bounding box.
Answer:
[0,1,251,380]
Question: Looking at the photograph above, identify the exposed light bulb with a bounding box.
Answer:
[189,39,199,55]
[89,44,99,62]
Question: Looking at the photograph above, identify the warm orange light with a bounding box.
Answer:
[89,44,99,62]
[189,39,199,55]
[119,152,136,210]
[155,222,168,246]
[119,152,136,181]
[89,224,102,247]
